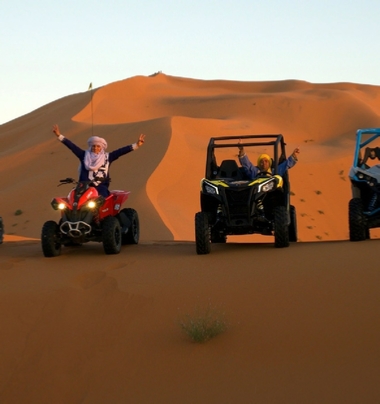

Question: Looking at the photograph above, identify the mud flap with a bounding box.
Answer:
[118,211,131,233]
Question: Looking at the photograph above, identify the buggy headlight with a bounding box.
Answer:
[58,203,66,210]
[203,181,219,195]
[257,179,275,193]
[356,173,377,184]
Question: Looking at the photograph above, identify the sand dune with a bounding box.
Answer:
[1,73,380,402]
[1,239,380,403]
[1,73,380,241]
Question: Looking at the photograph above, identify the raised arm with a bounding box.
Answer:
[52,124,61,137]
[52,124,85,159]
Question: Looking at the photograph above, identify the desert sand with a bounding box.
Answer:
[1,73,380,403]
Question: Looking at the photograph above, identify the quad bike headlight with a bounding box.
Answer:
[51,198,67,210]
[86,196,105,210]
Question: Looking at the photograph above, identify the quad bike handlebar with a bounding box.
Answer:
[58,177,109,187]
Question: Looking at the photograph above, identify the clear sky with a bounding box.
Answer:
[1,0,379,125]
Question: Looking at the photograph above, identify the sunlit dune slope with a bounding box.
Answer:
[1,73,380,241]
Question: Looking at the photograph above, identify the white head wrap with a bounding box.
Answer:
[87,136,107,150]
[84,136,108,171]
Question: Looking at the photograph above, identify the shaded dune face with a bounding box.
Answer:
[1,73,380,241]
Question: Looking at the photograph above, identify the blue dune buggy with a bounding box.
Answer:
[348,128,380,241]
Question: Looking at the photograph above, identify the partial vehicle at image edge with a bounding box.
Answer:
[348,128,380,241]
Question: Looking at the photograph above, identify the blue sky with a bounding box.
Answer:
[1,0,379,124]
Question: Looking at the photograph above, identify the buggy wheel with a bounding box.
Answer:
[122,208,140,245]
[288,205,298,242]
[195,212,211,255]
[102,216,122,254]
[349,198,367,241]
[274,206,290,248]
[41,220,62,257]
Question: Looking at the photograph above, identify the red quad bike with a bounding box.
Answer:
[41,178,139,257]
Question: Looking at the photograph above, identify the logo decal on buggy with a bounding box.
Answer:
[114,204,121,210]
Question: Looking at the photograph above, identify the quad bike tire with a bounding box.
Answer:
[274,206,290,248]
[41,220,62,257]
[288,204,298,242]
[195,212,211,255]
[349,198,367,241]
[102,216,122,254]
[121,208,140,245]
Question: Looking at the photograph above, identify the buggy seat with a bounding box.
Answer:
[216,159,243,180]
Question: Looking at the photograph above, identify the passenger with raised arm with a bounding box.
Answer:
[238,140,300,180]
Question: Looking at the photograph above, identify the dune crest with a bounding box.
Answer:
[1,73,380,242]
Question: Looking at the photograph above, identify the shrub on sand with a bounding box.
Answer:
[179,304,227,343]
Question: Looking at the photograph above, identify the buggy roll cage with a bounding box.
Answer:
[205,134,287,180]
[352,128,380,167]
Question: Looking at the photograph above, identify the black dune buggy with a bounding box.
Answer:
[194,135,297,254]
[348,128,380,241]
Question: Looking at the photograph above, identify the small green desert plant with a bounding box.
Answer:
[179,304,227,343]
[14,209,23,216]
[315,190,322,195]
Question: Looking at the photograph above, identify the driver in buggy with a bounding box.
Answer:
[237,140,300,179]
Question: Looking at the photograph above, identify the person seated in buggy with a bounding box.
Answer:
[237,140,300,180]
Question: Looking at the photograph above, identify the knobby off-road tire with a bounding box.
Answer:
[274,206,290,248]
[349,198,367,241]
[122,208,140,245]
[102,216,122,254]
[288,204,298,242]
[195,212,211,255]
[41,220,62,257]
